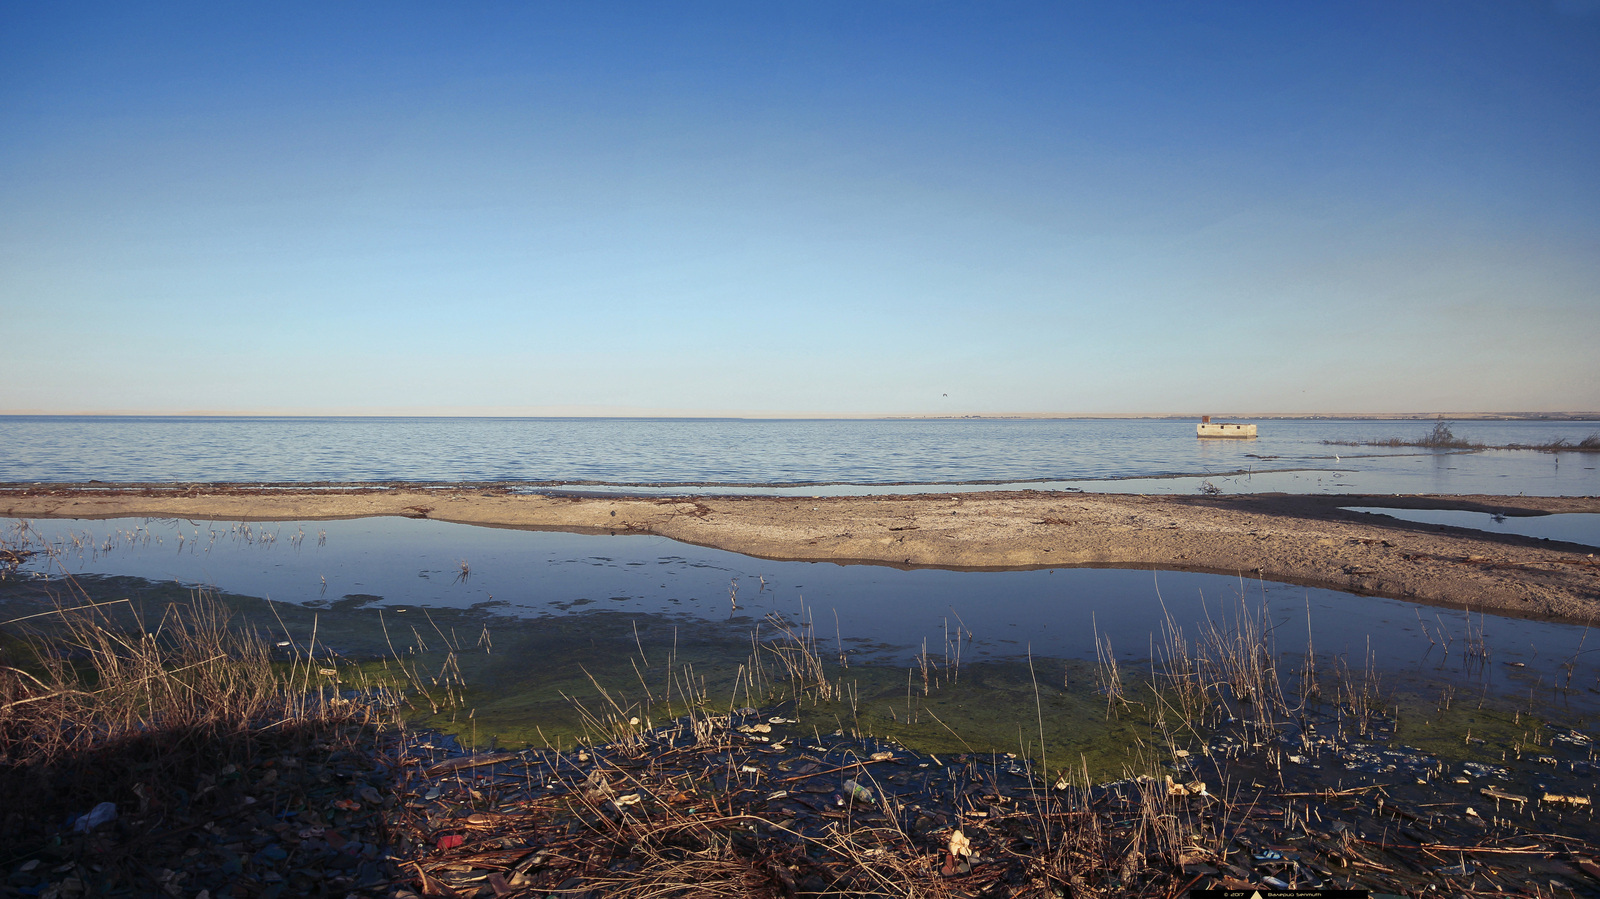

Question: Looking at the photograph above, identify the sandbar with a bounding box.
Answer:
[3,485,1598,625]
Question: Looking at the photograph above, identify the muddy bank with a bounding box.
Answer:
[2,485,1598,625]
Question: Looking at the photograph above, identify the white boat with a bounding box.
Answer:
[1196,416,1256,438]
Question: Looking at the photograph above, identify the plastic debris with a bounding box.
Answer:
[73,802,117,833]
[842,779,874,802]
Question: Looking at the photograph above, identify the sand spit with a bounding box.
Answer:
[3,485,1598,624]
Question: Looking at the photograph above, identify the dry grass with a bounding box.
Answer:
[0,589,384,767]
[759,603,842,705]
[1505,432,1600,453]
[0,523,1411,896]
[0,570,410,858]
[1325,421,1600,453]
[1135,589,1293,747]
[1323,420,1480,449]
[497,598,1248,899]
[405,709,1239,899]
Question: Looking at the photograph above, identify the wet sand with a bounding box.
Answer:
[3,485,1598,625]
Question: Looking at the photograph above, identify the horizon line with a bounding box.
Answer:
[3,409,1598,421]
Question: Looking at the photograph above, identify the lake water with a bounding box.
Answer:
[4,417,1597,764]
[2,415,1598,496]
[8,516,1596,723]
[1342,506,1600,548]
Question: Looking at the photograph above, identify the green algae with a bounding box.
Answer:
[9,570,1595,793]
[785,658,1196,781]
[1380,685,1591,766]
[399,615,1202,783]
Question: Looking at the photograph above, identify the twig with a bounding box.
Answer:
[774,757,889,784]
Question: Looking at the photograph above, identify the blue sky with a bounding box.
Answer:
[3,2,1598,415]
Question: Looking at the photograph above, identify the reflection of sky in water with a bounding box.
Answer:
[1342,507,1600,549]
[1180,445,1599,497]
[3,417,1598,497]
[10,516,1598,716]
[526,448,1599,498]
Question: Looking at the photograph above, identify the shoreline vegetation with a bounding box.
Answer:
[5,553,1600,898]
[0,582,406,897]
[1324,421,1600,453]
[5,488,1600,895]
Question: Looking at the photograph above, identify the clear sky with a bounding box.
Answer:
[3,2,1598,416]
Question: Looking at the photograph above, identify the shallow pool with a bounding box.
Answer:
[1342,506,1600,548]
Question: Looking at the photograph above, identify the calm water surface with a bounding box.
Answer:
[5,418,1597,751]
[2,416,1598,496]
[9,516,1597,720]
[1343,507,1600,548]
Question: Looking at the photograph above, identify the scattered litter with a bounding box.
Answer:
[72,802,117,833]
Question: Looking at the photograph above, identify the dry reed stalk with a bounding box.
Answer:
[1091,612,1125,717]
[759,609,839,704]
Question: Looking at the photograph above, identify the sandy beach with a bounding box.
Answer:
[4,485,1597,625]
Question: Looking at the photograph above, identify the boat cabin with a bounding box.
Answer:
[1196,415,1257,438]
